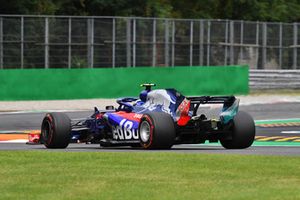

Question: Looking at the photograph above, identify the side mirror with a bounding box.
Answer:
[94,107,99,114]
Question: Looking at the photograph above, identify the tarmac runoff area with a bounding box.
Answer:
[0,94,300,112]
[0,94,300,155]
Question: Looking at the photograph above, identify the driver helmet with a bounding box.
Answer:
[139,90,148,102]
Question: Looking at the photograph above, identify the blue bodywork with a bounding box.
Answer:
[70,87,240,143]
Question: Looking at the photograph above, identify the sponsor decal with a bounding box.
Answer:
[177,98,189,114]
[133,113,143,119]
[112,119,139,140]
[177,98,191,126]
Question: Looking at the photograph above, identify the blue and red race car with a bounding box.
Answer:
[40,84,255,149]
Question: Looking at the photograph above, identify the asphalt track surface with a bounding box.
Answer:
[1,143,300,156]
[0,102,300,156]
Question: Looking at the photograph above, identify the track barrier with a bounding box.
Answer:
[0,65,248,100]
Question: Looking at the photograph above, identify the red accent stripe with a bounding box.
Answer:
[114,111,142,122]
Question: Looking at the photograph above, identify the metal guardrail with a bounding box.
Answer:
[250,70,300,89]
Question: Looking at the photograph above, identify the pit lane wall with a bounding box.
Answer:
[0,66,248,100]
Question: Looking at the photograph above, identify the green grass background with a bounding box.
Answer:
[0,151,300,200]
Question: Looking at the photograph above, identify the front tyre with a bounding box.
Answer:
[41,112,71,149]
[220,111,255,149]
[138,112,175,149]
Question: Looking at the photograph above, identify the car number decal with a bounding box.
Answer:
[112,119,139,140]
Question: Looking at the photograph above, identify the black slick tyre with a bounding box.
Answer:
[138,112,175,149]
[41,112,71,149]
[220,111,255,149]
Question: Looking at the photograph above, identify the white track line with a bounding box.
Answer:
[281,131,300,134]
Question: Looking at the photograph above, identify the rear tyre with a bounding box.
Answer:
[138,112,175,149]
[220,111,255,149]
[41,112,71,149]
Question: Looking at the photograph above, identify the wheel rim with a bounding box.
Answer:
[140,121,151,143]
[42,120,51,141]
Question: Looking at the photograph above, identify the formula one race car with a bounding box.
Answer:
[40,84,255,149]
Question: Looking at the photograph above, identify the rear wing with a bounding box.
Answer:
[187,96,239,124]
[187,96,236,104]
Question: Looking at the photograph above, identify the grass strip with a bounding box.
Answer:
[0,151,300,200]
